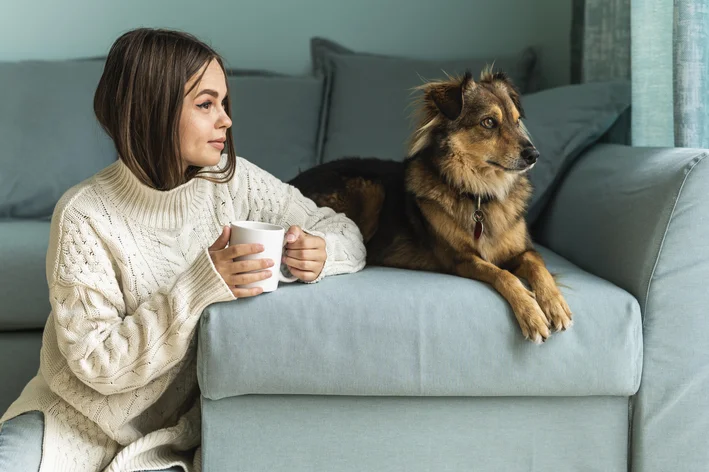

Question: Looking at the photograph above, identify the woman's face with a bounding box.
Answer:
[179,59,232,170]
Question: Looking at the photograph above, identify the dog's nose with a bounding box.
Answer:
[521,147,539,165]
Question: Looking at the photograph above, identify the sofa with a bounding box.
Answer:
[2,37,708,472]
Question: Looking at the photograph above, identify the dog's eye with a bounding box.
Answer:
[481,118,497,129]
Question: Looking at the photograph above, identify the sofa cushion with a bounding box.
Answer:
[0,221,51,330]
[227,73,324,181]
[0,59,117,219]
[0,331,43,413]
[197,245,642,400]
[522,80,631,223]
[201,395,629,472]
[310,37,538,164]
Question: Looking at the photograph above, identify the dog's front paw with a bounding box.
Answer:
[536,288,573,332]
[512,290,551,344]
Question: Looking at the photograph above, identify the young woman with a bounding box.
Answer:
[0,28,366,472]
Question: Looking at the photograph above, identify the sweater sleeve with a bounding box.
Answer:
[47,214,235,396]
[235,157,367,282]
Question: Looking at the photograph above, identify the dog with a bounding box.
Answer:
[289,68,572,343]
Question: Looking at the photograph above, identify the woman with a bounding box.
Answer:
[0,27,366,472]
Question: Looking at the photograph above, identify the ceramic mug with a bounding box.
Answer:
[229,221,298,292]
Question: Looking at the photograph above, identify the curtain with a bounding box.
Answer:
[572,0,709,148]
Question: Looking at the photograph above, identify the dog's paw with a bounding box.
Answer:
[513,290,551,344]
[536,289,573,332]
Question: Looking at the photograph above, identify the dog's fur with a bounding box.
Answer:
[289,68,572,343]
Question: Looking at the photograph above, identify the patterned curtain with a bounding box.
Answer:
[572,0,709,148]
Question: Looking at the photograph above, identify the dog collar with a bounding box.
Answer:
[463,192,495,205]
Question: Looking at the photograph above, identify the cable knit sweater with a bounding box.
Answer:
[0,154,366,472]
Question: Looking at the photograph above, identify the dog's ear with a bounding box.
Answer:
[426,71,474,121]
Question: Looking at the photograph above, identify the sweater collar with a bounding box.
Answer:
[96,158,208,230]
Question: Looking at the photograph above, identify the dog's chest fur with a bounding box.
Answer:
[416,187,530,266]
[402,159,532,266]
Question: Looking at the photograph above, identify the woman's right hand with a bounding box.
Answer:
[208,226,274,297]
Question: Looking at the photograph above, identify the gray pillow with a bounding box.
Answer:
[0,59,117,219]
[310,37,538,164]
[227,74,324,182]
[524,80,631,223]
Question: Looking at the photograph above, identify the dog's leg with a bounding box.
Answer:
[507,250,573,332]
[455,255,551,343]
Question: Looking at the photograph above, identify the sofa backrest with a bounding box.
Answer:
[0,39,543,220]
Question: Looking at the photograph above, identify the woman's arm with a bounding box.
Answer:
[46,214,236,396]
[235,157,367,282]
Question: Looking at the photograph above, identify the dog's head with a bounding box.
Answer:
[410,68,536,197]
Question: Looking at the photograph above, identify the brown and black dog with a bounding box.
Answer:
[289,68,572,343]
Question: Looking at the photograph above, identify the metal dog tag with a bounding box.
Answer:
[473,210,484,240]
[473,195,484,240]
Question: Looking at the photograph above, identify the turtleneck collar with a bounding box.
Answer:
[95,158,208,230]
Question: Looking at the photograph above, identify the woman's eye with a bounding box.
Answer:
[197,99,227,110]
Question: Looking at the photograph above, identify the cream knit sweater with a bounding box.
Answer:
[0,154,366,471]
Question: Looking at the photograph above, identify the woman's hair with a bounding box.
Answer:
[94,28,236,190]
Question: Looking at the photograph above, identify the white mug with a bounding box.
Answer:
[229,221,298,293]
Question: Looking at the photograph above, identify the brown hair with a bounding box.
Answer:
[94,27,236,190]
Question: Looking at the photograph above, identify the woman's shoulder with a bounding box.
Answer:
[44,165,120,284]
[52,177,100,221]
[49,162,121,234]
[54,166,115,217]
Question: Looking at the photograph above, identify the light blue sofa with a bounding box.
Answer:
[2,39,708,472]
[195,143,709,472]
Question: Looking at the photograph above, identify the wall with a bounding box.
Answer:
[0,0,571,87]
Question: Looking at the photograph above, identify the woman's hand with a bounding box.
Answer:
[208,226,274,297]
[283,225,326,282]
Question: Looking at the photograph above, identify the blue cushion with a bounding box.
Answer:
[0,59,117,219]
[0,331,42,413]
[197,245,642,400]
[523,80,631,222]
[0,221,51,330]
[311,37,538,165]
[227,73,324,181]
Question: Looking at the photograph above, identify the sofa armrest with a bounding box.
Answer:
[533,143,709,472]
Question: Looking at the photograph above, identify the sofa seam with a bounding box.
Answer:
[642,151,709,320]
[313,53,335,165]
[198,314,211,401]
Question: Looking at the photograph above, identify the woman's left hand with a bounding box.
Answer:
[283,226,326,282]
